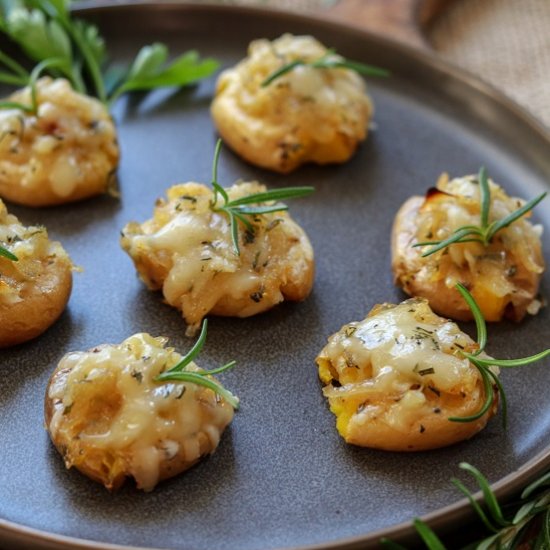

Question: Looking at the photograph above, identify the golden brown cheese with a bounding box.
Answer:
[121,181,314,335]
[211,34,373,173]
[0,199,72,347]
[0,77,119,207]
[45,333,235,491]
[316,298,498,451]
[392,174,545,322]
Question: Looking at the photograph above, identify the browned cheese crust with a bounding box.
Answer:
[45,334,235,491]
[0,77,119,207]
[0,200,72,347]
[316,299,498,451]
[392,175,544,322]
[211,34,373,173]
[120,181,314,335]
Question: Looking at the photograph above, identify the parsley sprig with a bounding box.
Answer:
[0,0,218,108]
[381,462,550,549]
[209,140,314,255]
[155,319,239,410]
[449,283,549,426]
[0,243,17,260]
[414,167,547,257]
[261,47,388,87]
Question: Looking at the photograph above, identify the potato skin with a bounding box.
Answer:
[0,77,119,207]
[392,177,545,322]
[211,34,372,173]
[316,299,498,451]
[44,380,217,490]
[392,196,474,321]
[0,259,72,348]
[45,334,235,491]
[336,384,496,452]
[0,200,73,347]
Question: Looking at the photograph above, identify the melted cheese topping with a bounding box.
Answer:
[414,175,544,316]
[0,199,71,305]
[121,181,314,335]
[48,333,234,491]
[211,34,373,172]
[317,299,495,434]
[0,77,119,205]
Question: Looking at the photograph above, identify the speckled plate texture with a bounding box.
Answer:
[1,3,550,550]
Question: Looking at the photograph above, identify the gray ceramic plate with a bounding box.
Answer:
[1,3,550,550]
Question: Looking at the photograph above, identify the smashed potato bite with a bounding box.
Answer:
[45,333,235,491]
[0,77,119,207]
[316,299,498,451]
[211,34,373,173]
[0,199,72,347]
[121,181,314,335]
[392,174,545,322]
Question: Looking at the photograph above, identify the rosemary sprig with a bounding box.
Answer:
[453,463,550,550]
[0,243,17,261]
[381,462,550,549]
[155,319,239,410]
[208,140,314,255]
[448,283,549,426]
[413,167,547,257]
[0,1,218,108]
[380,519,447,550]
[261,47,389,87]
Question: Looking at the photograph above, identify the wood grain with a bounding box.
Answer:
[325,0,460,48]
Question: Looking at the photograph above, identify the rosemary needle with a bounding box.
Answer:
[208,139,314,255]
[448,283,549,426]
[261,48,388,87]
[155,319,239,410]
[413,167,546,257]
[0,244,18,261]
[382,462,550,549]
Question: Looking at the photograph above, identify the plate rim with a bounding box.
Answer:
[1,2,549,549]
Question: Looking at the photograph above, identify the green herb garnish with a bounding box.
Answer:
[106,44,219,107]
[380,519,446,550]
[381,462,550,549]
[155,319,239,410]
[452,463,550,549]
[0,243,17,261]
[449,283,549,426]
[0,1,218,108]
[0,56,69,114]
[413,167,547,257]
[261,47,388,87]
[209,140,314,255]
